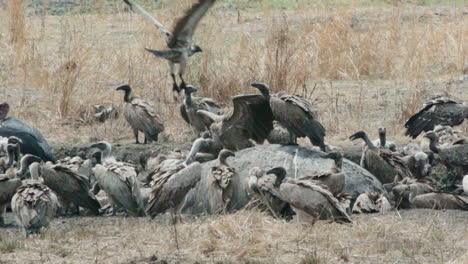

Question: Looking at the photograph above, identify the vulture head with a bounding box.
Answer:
[324,151,343,171]
[16,154,42,179]
[250,82,270,99]
[414,152,431,178]
[90,141,112,159]
[190,45,203,54]
[8,136,23,145]
[182,85,198,95]
[266,167,287,187]
[349,131,367,141]
[423,132,440,153]
[218,149,235,165]
[0,102,10,120]
[6,143,19,168]
[90,150,103,165]
[116,84,132,102]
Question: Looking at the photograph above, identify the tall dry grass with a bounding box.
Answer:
[0,1,466,143]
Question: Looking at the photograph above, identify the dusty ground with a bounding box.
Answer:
[1,209,467,264]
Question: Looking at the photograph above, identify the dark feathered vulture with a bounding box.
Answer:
[180,85,223,137]
[116,84,164,144]
[0,103,56,162]
[350,130,412,184]
[404,97,468,139]
[123,0,216,92]
[197,94,274,151]
[251,83,327,151]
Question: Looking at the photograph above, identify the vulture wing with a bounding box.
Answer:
[123,0,172,44]
[169,0,216,48]
[272,94,325,148]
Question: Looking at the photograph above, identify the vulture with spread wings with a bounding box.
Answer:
[197,94,274,151]
[123,0,216,93]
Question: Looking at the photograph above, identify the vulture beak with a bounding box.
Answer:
[115,84,130,91]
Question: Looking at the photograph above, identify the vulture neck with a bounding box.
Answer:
[6,145,16,168]
[101,145,112,161]
[184,90,193,106]
[123,89,133,103]
[428,137,440,154]
[184,138,204,165]
[379,132,386,148]
[362,133,378,151]
[219,154,230,166]
[29,163,40,181]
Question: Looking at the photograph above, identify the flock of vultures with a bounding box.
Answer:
[1,0,468,237]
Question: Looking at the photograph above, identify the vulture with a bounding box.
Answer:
[352,193,391,214]
[350,130,412,184]
[194,131,222,163]
[116,84,164,144]
[0,102,56,162]
[180,85,223,137]
[391,178,435,209]
[247,166,292,219]
[0,140,20,174]
[143,138,207,186]
[38,160,101,215]
[123,0,216,92]
[269,167,352,223]
[404,97,468,139]
[207,149,236,214]
[409,191,468,211]
[299,152,344,196]
[424,131,468,179]
[197,93,274,151]
[0,153,41,225]
[11,162,59,236]
[251,83,326,151]
[91,141,145,216]
[400,151,432,180]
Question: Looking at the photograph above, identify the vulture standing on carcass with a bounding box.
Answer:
[267,167,352,223]
[350,130,412,184]
[145,138,206,217]
[123,0,216,92]
[0,102,56,162]
[11,162,59,236]
[404,97,468,139]
[197,93,274,151]
[180,85,223,137]
[423,131,468,182]
[91,141,145,216]
[207,149,236,214]
[116,84,164,144]
[38,158,101,215]
[299,151,345,196]
[0,151,40,225]
[251,83,327,151]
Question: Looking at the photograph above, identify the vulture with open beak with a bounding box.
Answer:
[123,0,216,92]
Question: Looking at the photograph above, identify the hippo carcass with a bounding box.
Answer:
[179,144,386,215]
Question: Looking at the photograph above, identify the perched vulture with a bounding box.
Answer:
[251,83,326,151]
[116,84,164,144]
[207,149,236,214]
[123,0,216,92]
[404,97,468,139]
[197,94,274,151]
[350,130,412,184]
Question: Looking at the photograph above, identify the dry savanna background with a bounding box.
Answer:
[0,0,467,263]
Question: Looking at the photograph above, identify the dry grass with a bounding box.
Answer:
[0,1,466,145]
[0,209,467,263]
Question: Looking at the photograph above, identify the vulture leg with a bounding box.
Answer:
[144,136,148,144]
[91,183,101,195]
[179,74,186,90]
[288,130,298,145]
[169,62,180,93]
[179,59,187,89]
[133,129,140,144]
[0,205,5,226]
